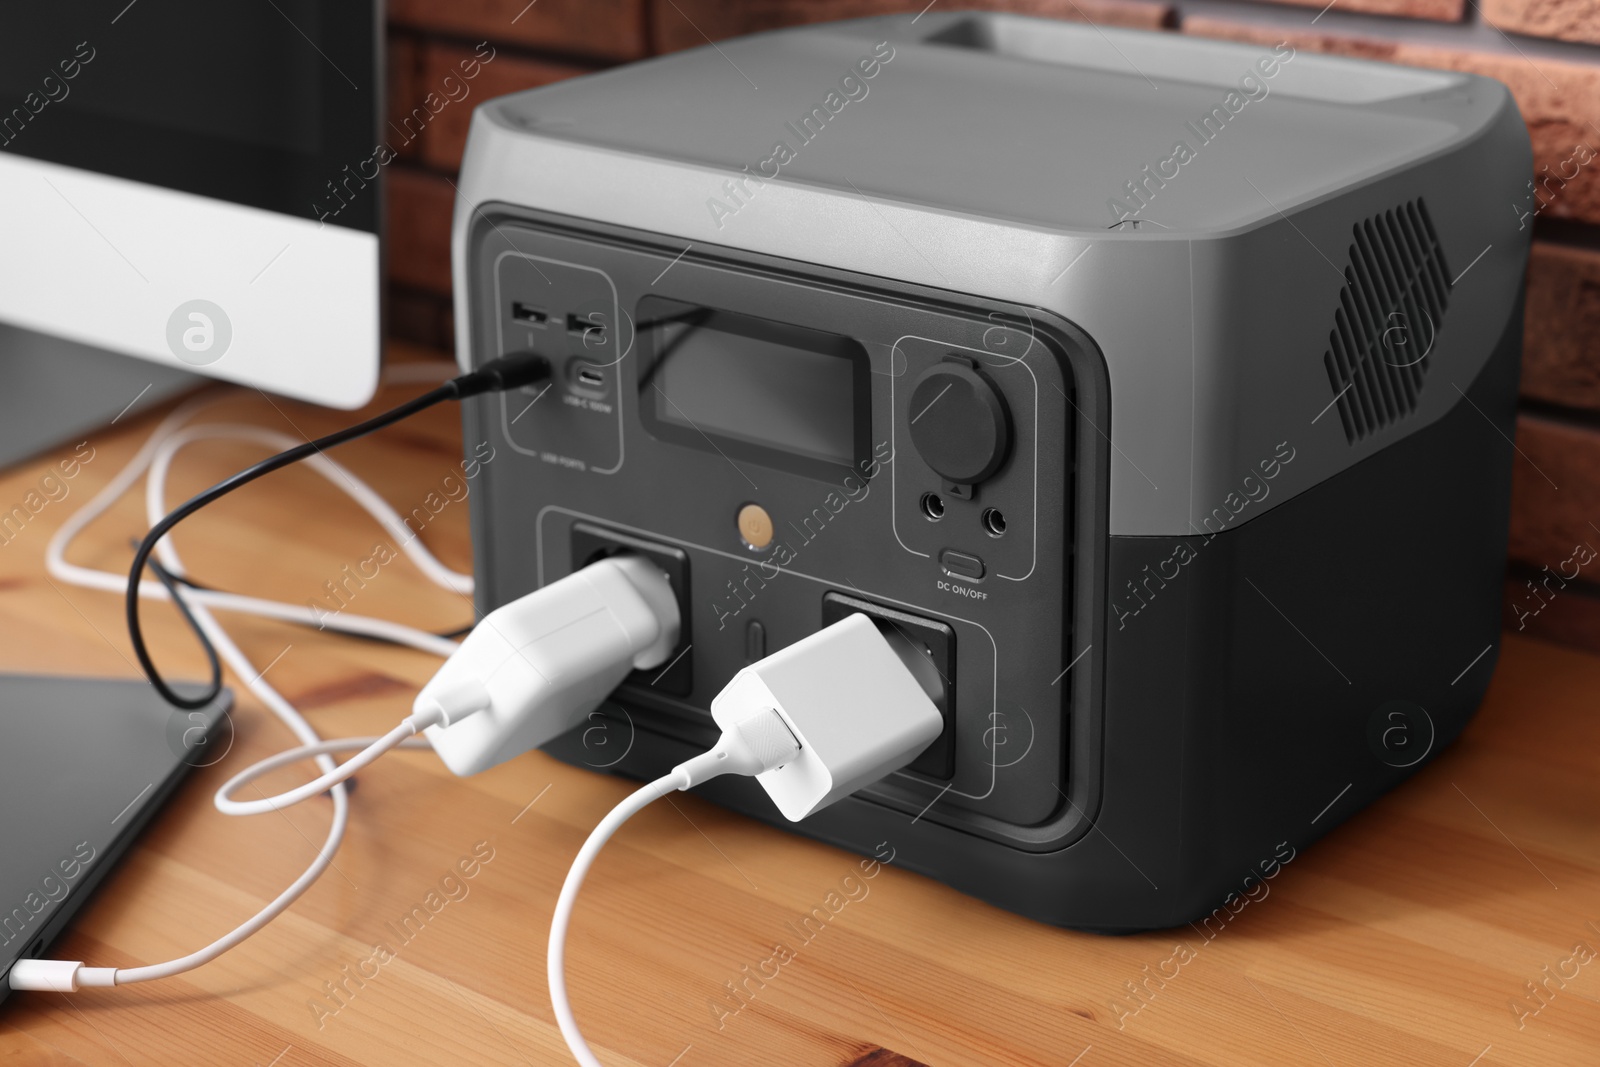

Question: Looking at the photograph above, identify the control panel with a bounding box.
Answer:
[463,210,1108,850]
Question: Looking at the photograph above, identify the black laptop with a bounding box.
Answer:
[0,674,229,999]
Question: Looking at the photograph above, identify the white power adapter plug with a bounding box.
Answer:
[417,554,680,776]
[709,611,944,819]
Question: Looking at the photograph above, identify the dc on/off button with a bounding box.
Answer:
[939,549,985,581]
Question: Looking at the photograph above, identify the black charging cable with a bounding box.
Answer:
[128,353,550,710]
[144,556,224,703]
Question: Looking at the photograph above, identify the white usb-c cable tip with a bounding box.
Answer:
[728,707,802,772]
[9,960,85,992]
[677,706,801,787]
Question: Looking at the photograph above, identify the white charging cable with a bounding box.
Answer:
[46,399,472,655]
[9,565,361,991]
[548,708,802,1067]
[13,392,482,992]
[544,614,944,1066]
[212,707,460,818]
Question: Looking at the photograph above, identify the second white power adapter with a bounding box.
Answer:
[710,612,943,820]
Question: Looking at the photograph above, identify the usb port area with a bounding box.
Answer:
[511,302,549,326]
[567,312,607,343]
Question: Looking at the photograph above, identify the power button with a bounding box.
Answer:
[939,549,985,581]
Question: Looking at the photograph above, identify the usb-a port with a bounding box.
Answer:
[511,302,549,326]
[567,313,606,342]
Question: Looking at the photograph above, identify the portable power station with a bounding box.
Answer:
[450,11,1531,930]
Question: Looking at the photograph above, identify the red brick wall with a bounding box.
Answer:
[385,0,1600,652]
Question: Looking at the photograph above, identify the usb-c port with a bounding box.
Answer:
[512,302,548,326]
[569,361,609,396]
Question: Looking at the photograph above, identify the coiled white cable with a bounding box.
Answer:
[13,529,362,990]
[46,401,471,657]
[145,423,474,597]
[12,391,475,992]
[213,732,433,817]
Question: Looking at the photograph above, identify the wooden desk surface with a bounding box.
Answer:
[3,365,1599,1067]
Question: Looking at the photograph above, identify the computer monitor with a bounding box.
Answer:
[0,2,382,461]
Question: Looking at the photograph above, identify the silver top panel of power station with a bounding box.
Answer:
[454,13,1528,536]
[482,13,1478,234]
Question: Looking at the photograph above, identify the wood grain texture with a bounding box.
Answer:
[3,361,1600,1066]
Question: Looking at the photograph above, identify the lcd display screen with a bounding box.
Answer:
[641,299,867,477]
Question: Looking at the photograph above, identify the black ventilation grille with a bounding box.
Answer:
[1322,200,1452,444]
